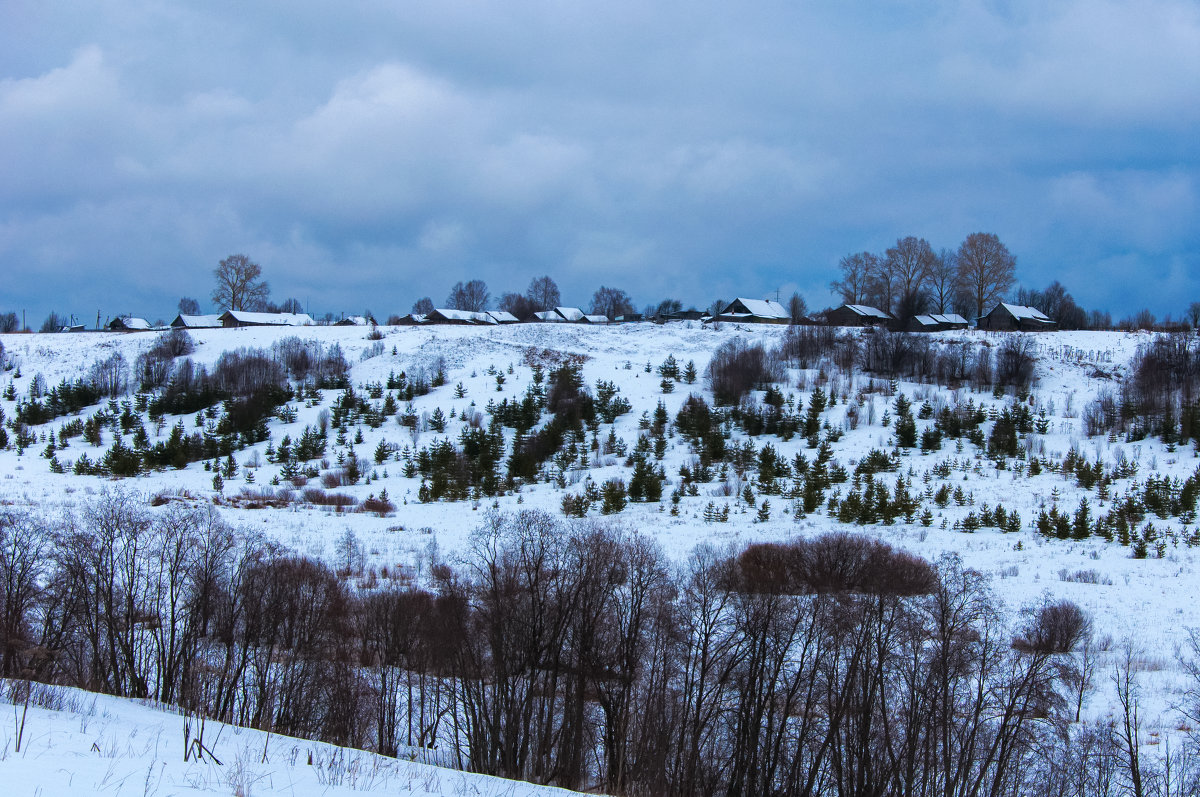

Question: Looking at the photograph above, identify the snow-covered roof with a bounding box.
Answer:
[584,314,610,324]
[930,313,968,325]
[486,310,519,324]
[911,315,940,327]
[171,314,222,328]
[556,307,586,322]
[845,304,892,319]
[534,310,563,322]
[219,311,314,326]
[997,303,1052,322]
[112,317,151,330]
[725,298,788,319]
[334,316,370,326]
[427,308,492,323]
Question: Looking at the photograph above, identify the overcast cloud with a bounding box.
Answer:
[1,0,1197,323]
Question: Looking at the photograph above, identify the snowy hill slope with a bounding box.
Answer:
[2,322,1200,787]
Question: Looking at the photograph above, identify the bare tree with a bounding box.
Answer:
[895,288,929,321]
[0,511,49,676]
[831,252,879,305]
[956,233,1016,320]
[654,299,683,319]
[590,286,634,320]
[525,276,561,312]
[278,297,304,314]
[499,292,536,319]
[885,236,935,311]
[1113,644,1147,797]
[177,297,201,315]
[1018,281,1088,329]
[1187,302,1200,329]
[928,248,957,313]
[212,254,270,311]
[412,297,434,315]
[447,280,490,312]
[39,312,65,333]
[787,292,807,324]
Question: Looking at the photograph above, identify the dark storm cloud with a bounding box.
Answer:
[0,0,1197,324]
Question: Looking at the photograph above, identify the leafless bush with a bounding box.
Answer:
[88,352,130,396]
[707,338,777,405]
[212,347,287,395]
[303,487,358,509]
[996,334,1038,389]
[1058,568,1111,585]
[137,330,196,389]
[222,487,291,509]
[777,325,839,369]
[1014,599,1091,655]
[271,337,349,384]
[972,345,993,388]
[1084,388,1122,436]
[360,494,395,516]
[858,330,932,379]
[152,327,195,359]
[730,533,937,596]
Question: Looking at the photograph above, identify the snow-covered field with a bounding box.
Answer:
[0,681,583,796]
[2,321,1198,790]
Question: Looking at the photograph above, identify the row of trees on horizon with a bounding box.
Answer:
[5,242,1200,333]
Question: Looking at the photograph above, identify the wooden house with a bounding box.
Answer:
[333,315,373,326]
[977,303,1056,331]
[108,316,152,332]
[425,308,494,325]
[713,298,790,324]
[555,307,587,323]
[218,310,315,328]
[904,313,969,332]
[170,314,222,329]
[825,304,893,327]
[931,313,969,330]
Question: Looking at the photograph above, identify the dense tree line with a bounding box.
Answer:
[3,499,1191,795]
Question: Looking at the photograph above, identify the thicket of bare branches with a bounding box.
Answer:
[706,338,781,405]
[1085,332,1200,443]
[4,497,1173,795]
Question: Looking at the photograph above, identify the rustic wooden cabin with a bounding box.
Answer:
[425,308,493,325]
[218,311,315,328]
[108,316,152,331]
[977,303,1056,331]
[170,314,222,329]
[825,304,893,327]
[713,298,789,324]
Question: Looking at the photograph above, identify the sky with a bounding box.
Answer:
[1,0,1198,325]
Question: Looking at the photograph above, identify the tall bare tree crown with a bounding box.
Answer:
[212,254,270,312]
